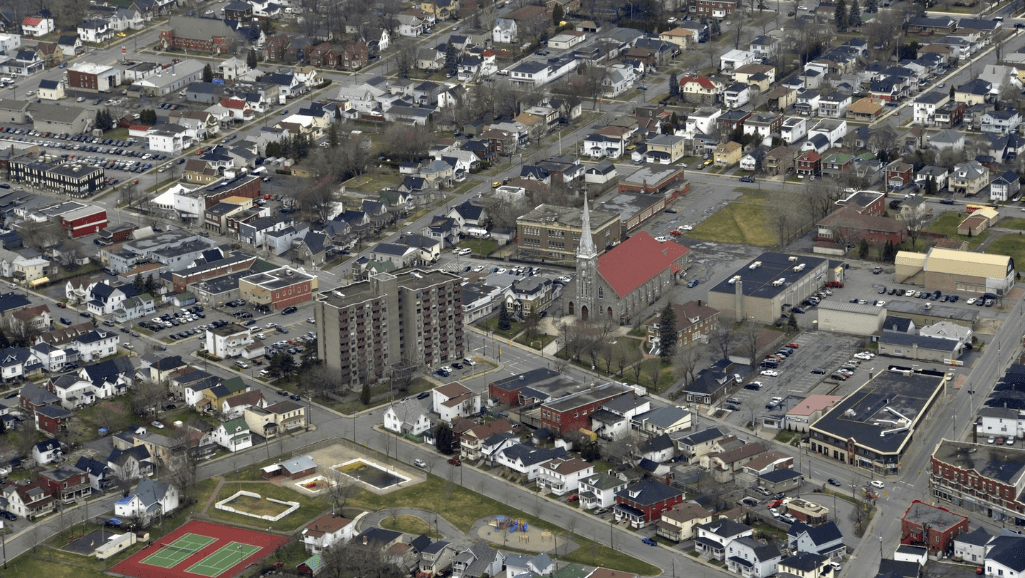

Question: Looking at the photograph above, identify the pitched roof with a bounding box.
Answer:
[615,479,682,505]
[597,232,688,298]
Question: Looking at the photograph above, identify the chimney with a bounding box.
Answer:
[363,536,368,545]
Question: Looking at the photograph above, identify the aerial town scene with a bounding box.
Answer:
[0,1,1023,578]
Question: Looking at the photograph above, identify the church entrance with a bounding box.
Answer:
[581,306,589,320]
[607,307,613,318]
[568,301,574,315]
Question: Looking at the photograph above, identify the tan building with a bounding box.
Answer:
[895,247,1014,295]
[645,134,686,163]
[239,266,318,311]
[816,301,886,336]
[707,252,838,324]
[516,203,621,262]
[713,141,742,167]
[733,63,775,86]
[679,77,724,104]
[658,27,695,48]
[656,503,713,542]
[951,161,989,196]
[779,553,832,578]
[244,400,306,437]
[784,395,840,432]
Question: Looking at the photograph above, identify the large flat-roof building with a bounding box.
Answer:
[516,203,621,262]
[809,369,948,475]
[315,270,463,387]
[931,439,1025,525]
[239,266,317,311]
[706,252,841,324]
[896,247,1014,296]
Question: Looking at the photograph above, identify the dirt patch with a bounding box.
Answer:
[475,517,572,553]
[226,494,292,517]
[975,318,1003,336]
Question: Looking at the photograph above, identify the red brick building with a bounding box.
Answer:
[38,464,91,502]
[617,166,689,200]
[833,190,886,217]
[488,368,563,407]
[159,18,237,53]
[815,205,908,246]
[900,500,968,553]
[885,161,916,190]
[60,206,107,238]
[196,174,261,210]
[306,43,340,68]
[342,42,369,70]
[931,440,1025,526]
[796,151,822,177]
[614,479,683,528]
[539,383,628,436]
[693,0,737,17]
[239,266,317,311]
[34,405,73,436]
[171,254,257,293]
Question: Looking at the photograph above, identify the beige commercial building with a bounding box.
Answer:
[244,400,306,437]
[895,247,1014,295]
[707,252,841,324]
[516,204,621,262]
[816,300,886,336]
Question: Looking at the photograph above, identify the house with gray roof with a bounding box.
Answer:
[452,541,504,578]
[726,536,782,578]
[632,405,692,436]
[383,399,431,436]
[114,478,179,522]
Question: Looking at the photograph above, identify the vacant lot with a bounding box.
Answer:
[985,235,1025,269]
[225,493,293,518]
[687,192,776,246]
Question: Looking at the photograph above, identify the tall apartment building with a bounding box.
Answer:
[315,269,464,386]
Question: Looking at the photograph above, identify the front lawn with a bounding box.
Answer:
[999,217,1025,231]
[514,333,555,350]
[456,238,497,257]
[476,317,524,340]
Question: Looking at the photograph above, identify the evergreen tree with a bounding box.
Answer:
[925,177,935,196]
[668,71,679,97]
[202,63,214,83]
[246,48,258,69]
[360,382,371,405]
[445,42,458,75]
[265,141,282,158]
[144,273,157,295]
[473,10,481,29]
[435,423,456,454]
[835,0,848,30]
[334,106,342,121]
[497,301,511,331]
[709,18,720,37]
[552,4,564,25]
[865,0,877,12]
[849,0,861,27]
[659,304,677,362]
[327,123,339,148]
[132,274,145,294]
[858,238,870,259]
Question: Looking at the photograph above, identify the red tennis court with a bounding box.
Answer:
[110,520,290,578]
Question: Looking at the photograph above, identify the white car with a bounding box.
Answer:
[875,300,885,307]
[967,298,977,305]
[830,563,842,572]
[496,268,507,274]
[761,370,779,377]
[869,480,884,489]
[414,459,427,468]
[440,366,452,373]
[655,236,668,242]
[150,421,165,429]
[473,265,484,272]
[463,357,476,366]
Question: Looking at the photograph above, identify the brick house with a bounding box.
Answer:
[614,479,684,528]
[645,300,718,349]
[342,42,369,70]
[815,205,908,246]
[764,146,797,176]
[306,43,339,68]
[900,500,968,553]
[795,151,821,177]
[38,464,91,503]
[885,161,915,190]
[539,383,629,437]
[693,0,737,17]
[487,368,562,407]
[35,405,73,435]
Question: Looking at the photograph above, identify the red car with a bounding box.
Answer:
[786,343,799,349]
[767,499,783,508]
[448,457,461,466]
[567,494,579,502]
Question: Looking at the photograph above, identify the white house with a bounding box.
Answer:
[206,325,254,358]
[685,107,722,134]
[787,521,846,560]
[493,18,517,43]
[975,407,1025,438]
[725,537,782,578]
[114,478,179,522]
[581,133,624,159]
[30,343,65,372]
[382,399,431,436]
[695,519,754,560]
[146,125,192,154]
[723,83,751,108]
[504,553,554,578]
[302,512,362,553]
[85,283,134,315]
[432,382,481,423]
[719,49,756,72]
[494,444,568,480]
[535,457,594,496]
[73,330,119,362]
[210,417,252,452]
[77,19,113,43]
[32,438,62,465]
[954,527,993,564]
[591,395,650,441]
[21,17,54,37]
[578,472,628,510]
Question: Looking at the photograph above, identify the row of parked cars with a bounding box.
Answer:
[760,342,800,371]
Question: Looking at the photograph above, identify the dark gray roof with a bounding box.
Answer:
[878,559,922,578]
[878,332,958,352]
[789,521,843,546]
[678,427,726,446]
[781,552,826,572]
[883,316,914,332]
[615,479,681,506]
[759,469,803,483]
[957,526,992,547]
[499,444,567,467]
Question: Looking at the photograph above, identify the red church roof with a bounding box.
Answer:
[597,232,689,298]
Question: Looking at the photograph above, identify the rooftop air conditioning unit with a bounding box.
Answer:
[749,261,762,269]
[794,264,806,272]
[789,256,798,262]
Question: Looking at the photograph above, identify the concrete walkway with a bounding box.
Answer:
[358,508,467,542]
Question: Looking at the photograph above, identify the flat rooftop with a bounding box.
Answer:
[543,383,630,412]
[932,439,1025,485]
[318,282,379,309]
[518,203,617,229]
[392,269,460,291]
[708,252,828,300]
[597,192,664,222]
[883,300,980,323]
[621,165,684,185]
[902,500,966,531]
[811,370,946,455]
[242,266,314,290]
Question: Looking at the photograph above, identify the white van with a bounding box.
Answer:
[454,248,471,255]
[235,361,249,369]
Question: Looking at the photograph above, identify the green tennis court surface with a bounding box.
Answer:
[186,542,262,577]
[142,534,217,568]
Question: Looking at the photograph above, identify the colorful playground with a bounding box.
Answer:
[476,516,561,552]
[111,520,290,578]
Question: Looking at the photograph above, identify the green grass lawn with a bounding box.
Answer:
[349,476,659,575]
[999,217,1025,231]
[209,481,326,532]
[925,212,992,249]
[224,457,281,481]
[514,332,555,350]
[345,171,403,193]
[456,238,497,257]
[560,336,644,376]
[686,193,776,246]
[380,514,442,538]
[984,234,1025,268]
[75,398,138,440]
[321,376,435,416]
[476,317,524,340]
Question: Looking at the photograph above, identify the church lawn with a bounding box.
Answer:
[514,333,555,350]
[476,317,524,340]
[559,337,644,375]
[686,201,775,246]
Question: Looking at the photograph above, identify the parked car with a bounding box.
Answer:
[448,457,461,466]
[414,459,426,468]
[641,537,657,546]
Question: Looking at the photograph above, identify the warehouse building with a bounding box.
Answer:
[816,301,886,336]
[895,247,1014,296]
[877,333,963,362]
[808,369,948,475]
[706,252,842,324]
[884,299,979,329]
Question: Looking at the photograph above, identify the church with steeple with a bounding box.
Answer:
[568,195,691,325]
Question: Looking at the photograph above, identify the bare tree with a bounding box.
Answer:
[902,207,928,250]
[326,469,359,513]
[56,242,84,269]
[130,379,166,420]
[710,314,737,361]
[738,320,762,368]
[167,426,200,498]
[675,344,705,386]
